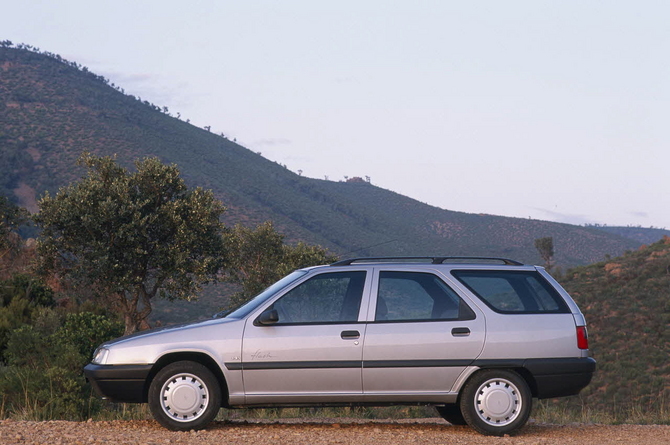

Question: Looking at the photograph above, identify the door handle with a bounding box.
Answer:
[451,327,470,336]
[341,330,360,339]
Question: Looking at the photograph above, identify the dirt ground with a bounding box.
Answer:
[1,418,668,445]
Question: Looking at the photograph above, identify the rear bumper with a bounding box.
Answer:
[474,357,596,399]
[525,357,596,398]
[84,363,153,403]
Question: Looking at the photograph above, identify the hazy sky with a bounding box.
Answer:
[3,1,669,228]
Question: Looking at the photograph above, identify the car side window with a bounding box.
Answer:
[271,271,366,324]
[451,270,569,314]
[375,271,475,322]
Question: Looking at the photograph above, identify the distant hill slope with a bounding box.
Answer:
[592,226,670,245]
[558,237,670,411]
[0,45,641,266]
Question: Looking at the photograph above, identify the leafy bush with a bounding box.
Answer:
[0,274,55,357]
[57,312,123,360]
[1,324,89,419]
[0,301,123,420]
[0,274,55,308]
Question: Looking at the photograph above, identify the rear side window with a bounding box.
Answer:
[451,270,569,314]
[376,271,476,322]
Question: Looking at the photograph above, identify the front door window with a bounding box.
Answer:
[272,271,366,324]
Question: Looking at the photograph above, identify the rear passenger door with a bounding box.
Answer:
[450,269,578,358]
[362,269,485,400]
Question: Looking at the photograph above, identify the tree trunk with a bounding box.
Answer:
[117,290,153,335]
[123,311,142,336]
[122,308,152,335]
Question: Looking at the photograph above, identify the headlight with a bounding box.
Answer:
[92,347,109,365]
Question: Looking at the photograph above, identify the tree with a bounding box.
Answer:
[0,196,27,257]
[0,197,29,278]
[225,221,338,309]
[0,274,55,356]
[35,154,228,334]
[534,237,554,271]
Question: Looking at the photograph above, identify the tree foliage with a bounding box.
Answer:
[0,196,28,260]
[225,221,338,308]
[0,274,55,355]
[35,154,228,334]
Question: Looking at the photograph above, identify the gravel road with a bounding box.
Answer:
[1,418,668,445]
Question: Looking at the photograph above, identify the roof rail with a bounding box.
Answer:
[330,257,524,266]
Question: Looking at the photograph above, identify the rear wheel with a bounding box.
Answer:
[435,404,467,425]
[148,361,221,431]
[460,369,532,436]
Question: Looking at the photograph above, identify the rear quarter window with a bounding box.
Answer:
[451,270,570,314]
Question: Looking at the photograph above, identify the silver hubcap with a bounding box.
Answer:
[474,377,522,426]
[160,373,209,422]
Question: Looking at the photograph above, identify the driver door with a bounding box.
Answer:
[241,270,369,404]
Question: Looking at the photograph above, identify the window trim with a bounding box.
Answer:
[255,320,367,327]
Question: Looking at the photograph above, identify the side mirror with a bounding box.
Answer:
[257,309,279,326]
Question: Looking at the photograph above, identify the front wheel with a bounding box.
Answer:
[460,369,532,436]
[148,361,222,431]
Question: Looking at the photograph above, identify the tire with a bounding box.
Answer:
[459,369,532,436]
[148,361,222,431]
[435,404,467,425]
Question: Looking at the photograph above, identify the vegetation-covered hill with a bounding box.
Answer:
[592,225,670,245]
[0,44,642,266]
[558,237,669,413]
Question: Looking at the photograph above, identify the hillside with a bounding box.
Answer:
[557,237,670,412]
[592,226,670,245]
[0,44,641,266]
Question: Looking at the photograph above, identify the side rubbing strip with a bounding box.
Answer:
[363,360,473,368]
[225,358,596,373]
[225,361,361,370]
[225,360,473,371]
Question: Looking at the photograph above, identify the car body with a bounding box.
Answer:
[84,257,596,435]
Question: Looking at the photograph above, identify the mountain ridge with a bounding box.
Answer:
[0,44,647,266]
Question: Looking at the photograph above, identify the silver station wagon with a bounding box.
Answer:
[84,257,596,436]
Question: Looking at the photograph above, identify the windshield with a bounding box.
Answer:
[222,270,308,319]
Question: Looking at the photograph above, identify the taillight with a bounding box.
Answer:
[576,326,589,350]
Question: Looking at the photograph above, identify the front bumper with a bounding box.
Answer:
[84,363,153,403]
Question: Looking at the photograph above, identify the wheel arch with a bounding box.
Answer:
[457,365,539,401]
[146,352,229,406]
[512,367,539,398]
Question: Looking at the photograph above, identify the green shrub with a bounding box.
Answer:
[57,312,123,360]
[0,275,55,357]
[0,310,123,420]
[0,274,55,308]
[0,325,88,419]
